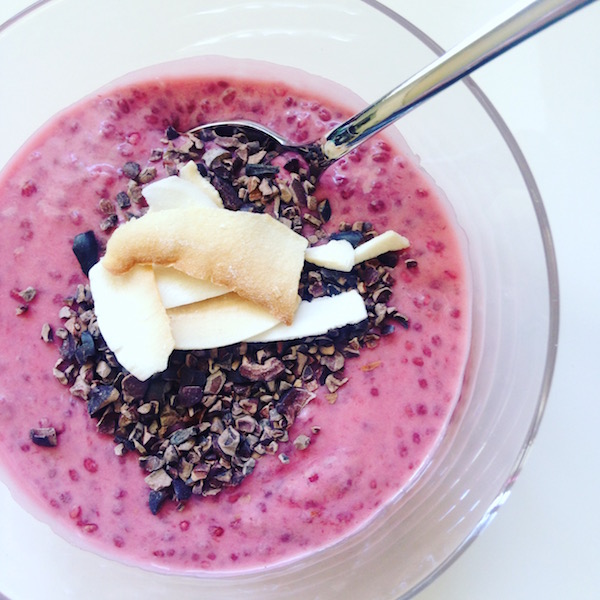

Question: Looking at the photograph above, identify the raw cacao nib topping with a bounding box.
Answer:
[72,231,99,276]
[12,285,38,316]
[29,427,58,447]
[48,126,412,514]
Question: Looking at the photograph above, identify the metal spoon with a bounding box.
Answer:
[190,0,594,175]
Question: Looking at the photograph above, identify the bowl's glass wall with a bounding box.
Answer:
[0,1,556,599]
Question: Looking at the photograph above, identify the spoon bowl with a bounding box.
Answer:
[190,0,594,177]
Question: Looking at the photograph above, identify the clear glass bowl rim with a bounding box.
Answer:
[0,1,559,598]
[364,3,559,597]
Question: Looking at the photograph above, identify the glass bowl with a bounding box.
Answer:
[0,1,557,599]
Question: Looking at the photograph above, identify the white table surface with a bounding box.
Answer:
[1,1,599,599]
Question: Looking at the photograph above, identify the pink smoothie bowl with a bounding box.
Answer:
[0,1,557,599]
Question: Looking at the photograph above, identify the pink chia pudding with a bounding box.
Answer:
[0,58,471,573]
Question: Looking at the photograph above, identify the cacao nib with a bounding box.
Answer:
[283,157,301,173]
[121,374,149,399]
[148,489,168,515]
[115,191,131,209]
[169,426,198,446]
[290,177,306,205]
[165,125,180,140]
[17,286,37,303]
[87,385,119,416]
[381,323,395,335]
[173,478,192,501]
[391,312,410,329]
[276,387,315,426]
[378,251,400,268]
[75,330,96,364]
[100,214,118,231]
[195,161,209,178]
[177,385,204,407]
[29,427,58,447]
[122,161,141,180]
[60,334,77,361]
[211,177,242,210]
[330,230,364,247]
[72,231,99,276]
[238,357,285,382]
[41,323,53,343]
[245,163,280,177]
[318,198,331,222]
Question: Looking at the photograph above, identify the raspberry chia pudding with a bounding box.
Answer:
[0,57,471,573]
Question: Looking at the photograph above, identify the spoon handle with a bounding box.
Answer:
[321,0,595,161]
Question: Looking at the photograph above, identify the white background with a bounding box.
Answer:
[1,1,599,599]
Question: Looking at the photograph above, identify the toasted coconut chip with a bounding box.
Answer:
[101,206,308,324]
